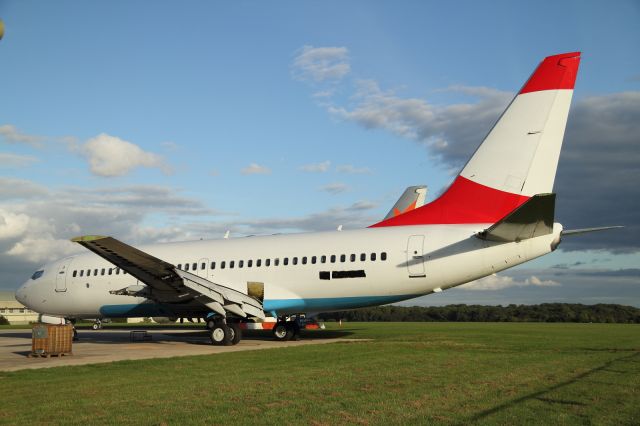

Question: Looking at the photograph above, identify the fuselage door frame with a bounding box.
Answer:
[407,235,426,278]
[55,257,74,292]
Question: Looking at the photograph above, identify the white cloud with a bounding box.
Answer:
[292,46,351,82]
[460,274,560,291]
[0,178,48,199]
[81,133,170,177]
[0,153,39,167]
[0,124,44,147]
[300,161,331,173]
[320,182,349,194]
[329,80,511,167]
[241,163,271,175]
[337,164,372,174]
[0,209,31,242]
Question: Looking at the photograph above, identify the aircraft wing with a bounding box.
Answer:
[71,235,264,319]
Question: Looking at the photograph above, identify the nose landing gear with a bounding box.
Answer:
[272,318,300,341]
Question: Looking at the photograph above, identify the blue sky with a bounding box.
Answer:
[1,1,639,306]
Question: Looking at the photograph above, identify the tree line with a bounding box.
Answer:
[317,303,640,323]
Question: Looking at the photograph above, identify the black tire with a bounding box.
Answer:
[206,319,215,330]
[210,324,233,346]
[229,323,242,345]
[273,321,295,341]
[92,323,99,330]
[287,321,300,341]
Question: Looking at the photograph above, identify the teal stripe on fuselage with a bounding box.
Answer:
[99,294,416,318]
[262,294,416,314]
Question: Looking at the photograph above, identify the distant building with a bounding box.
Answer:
[0,291,39,324]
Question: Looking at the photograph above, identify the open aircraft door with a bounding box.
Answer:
[407,235,425,278]
[55,257,73,292]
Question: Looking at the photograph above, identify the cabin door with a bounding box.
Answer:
[406,235,426,278]
[55,257,73,292]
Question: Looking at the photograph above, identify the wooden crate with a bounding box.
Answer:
[30,323,73,357]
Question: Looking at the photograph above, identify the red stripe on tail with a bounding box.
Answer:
[519,52,580,94]
[371,176,529,227]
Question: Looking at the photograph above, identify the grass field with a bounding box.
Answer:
[0,322,638,425]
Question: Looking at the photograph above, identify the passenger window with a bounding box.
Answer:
[302,257,307,265]
[192,263,197,270]
[257,259,262,267]
[248,260,253,268]
[350,254,355,262]
[239,260,244,268]
[381,252,387,261]
[266,259,271,267]
[185,263,190,271]
[340,254,346,263]
[116,268,120,275]
[73,271,77,278]
[311,256,317,264]
[108,268,112,276]
[284,258,289,266]
[101,268,105,276]
[221,261,226,269]
[293,257,298,265]
[230,261,235,269]
[87,270,91,277]
[123,270,127,275]
[177,264,182,270]
[211,262,216,270]
[94,269,98,276]
[80,270,84,277]
[201,262,206,270]
[371,253,376,261]
[330,255,336,263]
[274,258,279,266]
[321,255,327,264]
[360,253,366,261]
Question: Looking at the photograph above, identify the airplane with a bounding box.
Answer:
[15,51,620,346]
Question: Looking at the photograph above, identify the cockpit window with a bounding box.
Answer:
[31,270,44,280]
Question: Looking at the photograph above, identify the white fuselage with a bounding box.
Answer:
[16,223,562,319]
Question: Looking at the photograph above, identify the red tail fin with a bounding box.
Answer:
[372,52,580,228]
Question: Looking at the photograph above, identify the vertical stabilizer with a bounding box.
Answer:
[372,52,580,227]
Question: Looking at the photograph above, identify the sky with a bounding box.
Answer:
[0,1,639,306]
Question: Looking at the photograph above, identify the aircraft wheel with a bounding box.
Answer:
[228,323,242,345]
[92,323,100,330]
[206,319,215,330]
[210,324,233,346]
[273,321,295,341]
[287,321,300,341]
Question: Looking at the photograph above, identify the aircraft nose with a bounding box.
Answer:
[15,283,28,305]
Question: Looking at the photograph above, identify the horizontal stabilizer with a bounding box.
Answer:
[477,194,555,242]
[562,226,623,236]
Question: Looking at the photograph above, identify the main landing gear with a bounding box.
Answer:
[272,318,300,342]
[209,320,242,346]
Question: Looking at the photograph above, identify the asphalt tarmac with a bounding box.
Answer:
[0,328,354,372]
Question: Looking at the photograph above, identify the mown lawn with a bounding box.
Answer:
[0,322,638,425]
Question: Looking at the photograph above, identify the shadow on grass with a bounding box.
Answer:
[465,351,640,423]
